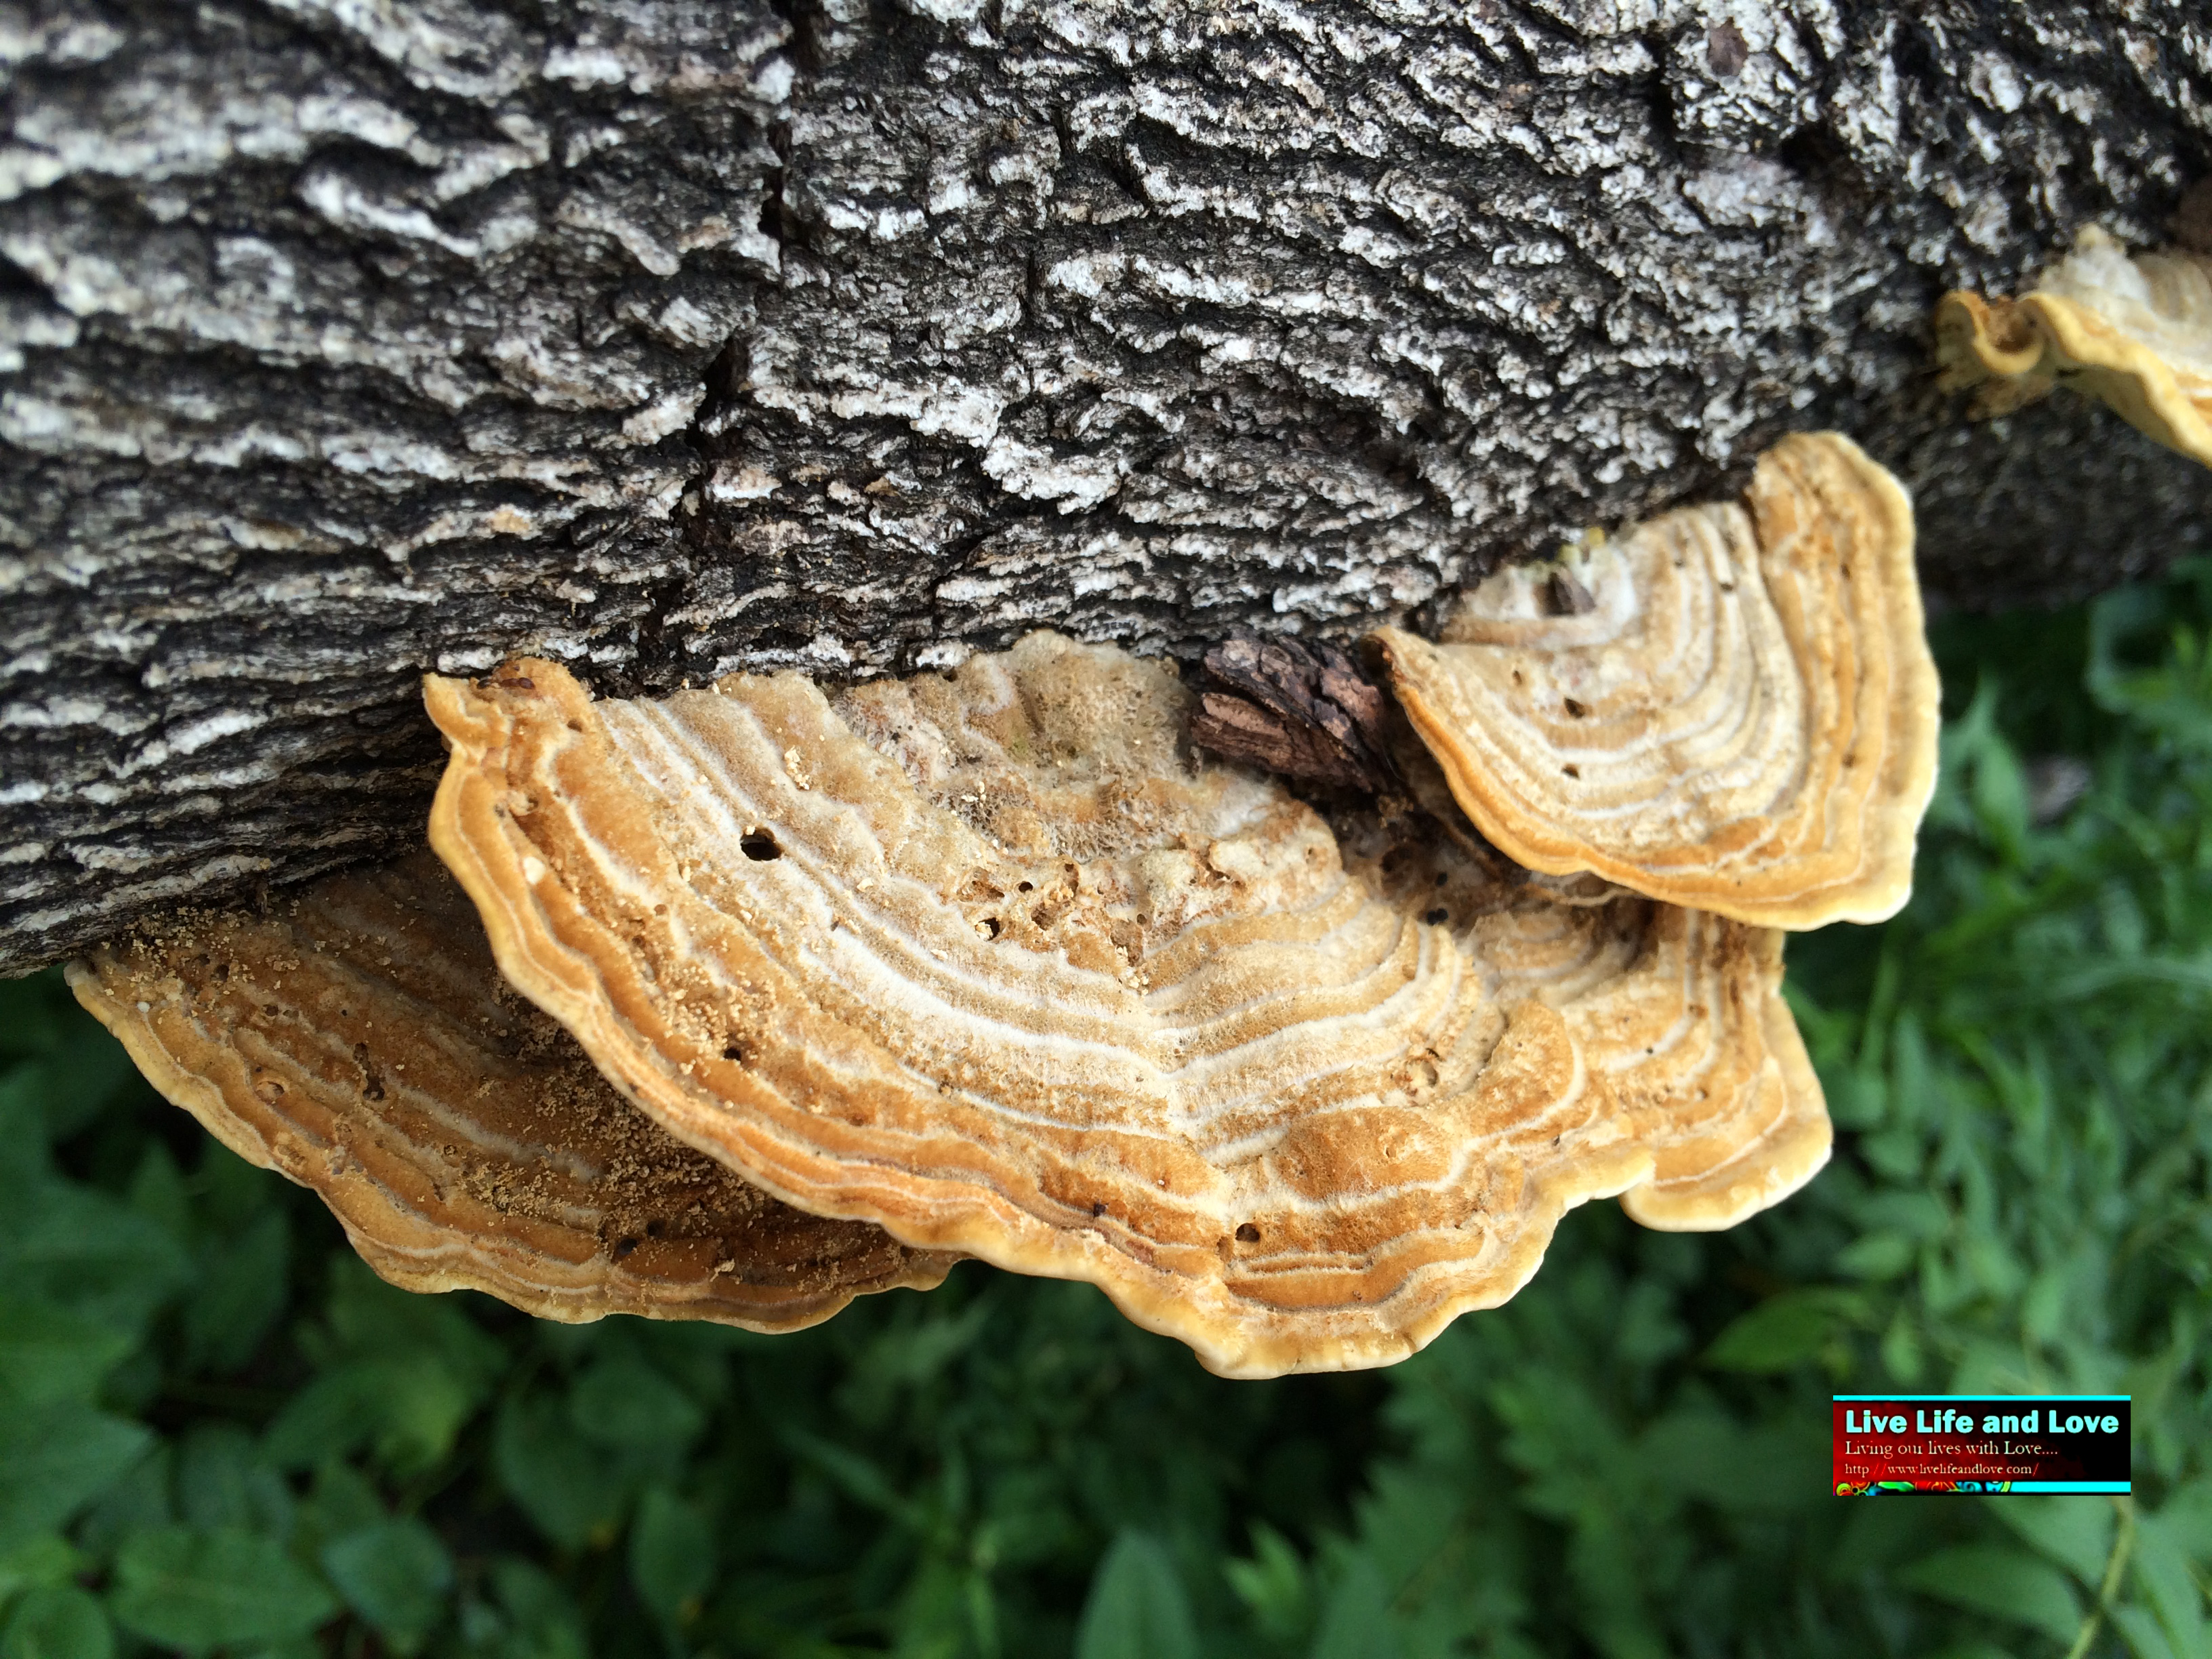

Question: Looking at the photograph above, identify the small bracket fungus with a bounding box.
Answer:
[423,633,1826,1378]
[68,851,956,1332]
[1372,433,1938,930]
[1936,225,2212,468]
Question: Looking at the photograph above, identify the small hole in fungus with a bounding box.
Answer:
[645,1220,665,1238]
[1091,1201,1107,1218]
[1424,907,1450,925]
[1017,880,1034,892]
[1235,1223,1261,1244]
[1434,872,1448,887]
[613,1237,639,1258]
[1563,697,1588,718]
[740,830,781,861]
[722,1040,745,1062]
[981,917,1002,939]
[1562,764,1580,779]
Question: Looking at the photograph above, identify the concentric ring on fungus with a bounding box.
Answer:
[1373,432,1938,930]
[68,850,957,1330]
[1936,226,2212,467]
[424,632,1826,1377]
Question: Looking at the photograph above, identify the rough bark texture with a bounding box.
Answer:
[5,0,2211,973]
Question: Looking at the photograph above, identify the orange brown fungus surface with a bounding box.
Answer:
[67,850,956,1331]
[1373,433,1938,930]
[423,632,1826,1378]
[1936,227,2212,467]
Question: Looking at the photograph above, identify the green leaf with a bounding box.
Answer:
[492,1396,628,1551]
[66,1447,171,1561]
[567,1358,704,1454]
[182,1210,289,1375]
[0,1586,114,1659]
[0,1185,186,1335]
[2132,1511,2211,1659]
[1224,1525,1311,1645]
[321,1519,452,1654]
[262,1354,483,1480]
[2115,1603,2184,1659]
[1074,1533,1198,1659]
[1702,1289,1866,1373]
[1971,729,2031,862]
[1990,1496,2115,1586]
[1834,1233,1917,1282]
[478,1561,589,1659]
[302,1461,385,1540]
[108,1527,336,1654]
[0,1295,131,1410]
[627,1488,712,1626]
[8,1040,140,1145]
[2155,1481,2212,1561]
[0,980,67,1066]
[176,1424,292,1537]
[1896,1545,2083,1642]
[0,1404,150,1550]
[1309,1555,1401,1659]
[319,1258,505,1388]
[1825,1066,1889,1129]
[0,1537,81,1606]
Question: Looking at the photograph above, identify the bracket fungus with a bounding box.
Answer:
[423,632,1826,1377]
[1372,433,1938,930]
[1936,225,2212,468]
[68,850,956,1331]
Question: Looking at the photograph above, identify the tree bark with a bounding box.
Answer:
[4,0,2210,973]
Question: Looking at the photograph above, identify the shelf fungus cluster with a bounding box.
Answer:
[73,428,1936,1379]
[1937,225,2212,468]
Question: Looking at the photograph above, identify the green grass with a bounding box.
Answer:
[3,567,2211,1658]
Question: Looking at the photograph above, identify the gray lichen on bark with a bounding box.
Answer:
[3,0,2211,972]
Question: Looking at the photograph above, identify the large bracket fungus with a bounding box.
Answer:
[1372,434,1938,930]
[1937,226,2212,469]
[68,851,956,1331]
[423,634,1825,1378]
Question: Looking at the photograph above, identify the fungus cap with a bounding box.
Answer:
[68,851,956,1330]
[1373,432,1938,930]
[423,634,1826,1376]
[1936,226,2212,466]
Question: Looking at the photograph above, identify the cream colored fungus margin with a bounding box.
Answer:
[423,635,1822,1378]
